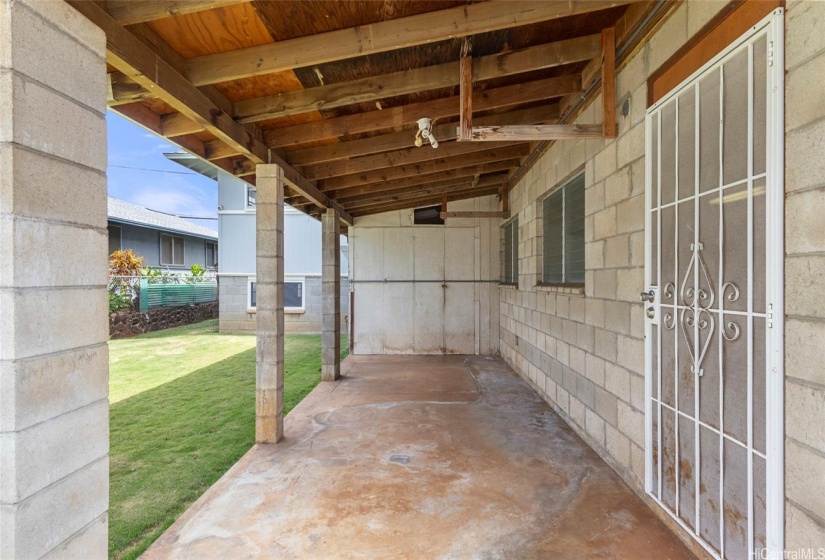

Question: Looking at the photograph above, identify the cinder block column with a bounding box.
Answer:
[321,208,341,381]
[255,164,285,443]
[0,0,109,557]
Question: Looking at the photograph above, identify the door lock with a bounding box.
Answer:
[640,290,655,303]
[646,307,656,319]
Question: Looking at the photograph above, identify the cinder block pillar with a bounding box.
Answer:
[321,208,341,381]
[255,164,285,443]
[0,0,109,557]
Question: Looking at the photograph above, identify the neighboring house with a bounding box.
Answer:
[166,154,349,333]
[108,196,218,271]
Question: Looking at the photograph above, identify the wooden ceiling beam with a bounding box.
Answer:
[104,0,247,26]
[332,161,519,202]
[304,140,523,181]
[318,144,531,191]
[185,0,634,87]
[348,187,503,217]
[265,73,578,149]
[236,35,599,124]
[71,0,352,226]
[469,123,604,141]
[344,180,505,210]
[601,27,618,138]
[291,103,563,166]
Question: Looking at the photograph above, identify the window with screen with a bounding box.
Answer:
[502,218,518,284]
[249,280,257,309]
[542,173,585,285]
[108,225,121,255]
[160,234,185,266]
[249,279,304,311]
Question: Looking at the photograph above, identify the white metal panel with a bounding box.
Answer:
[413,229,445,281]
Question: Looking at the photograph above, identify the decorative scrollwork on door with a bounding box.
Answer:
[677,243,741,376]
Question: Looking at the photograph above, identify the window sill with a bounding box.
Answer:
[499,282,518,289]
[285,308,305,315]
[535,283,585,295]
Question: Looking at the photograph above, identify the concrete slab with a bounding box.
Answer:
[143,355,693,560]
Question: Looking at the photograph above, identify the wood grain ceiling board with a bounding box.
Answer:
[250,0,468,42]
[144,1,329,138]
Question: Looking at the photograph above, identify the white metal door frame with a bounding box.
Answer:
[643,9,784,558]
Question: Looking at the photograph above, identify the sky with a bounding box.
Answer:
[106,111,219,232]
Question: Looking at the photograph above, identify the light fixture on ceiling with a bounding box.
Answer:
[414,117,439,149]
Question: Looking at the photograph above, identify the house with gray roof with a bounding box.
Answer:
[108,196,218,271]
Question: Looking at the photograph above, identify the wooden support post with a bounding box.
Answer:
[458,39,473,141]
[501,188,509,213]
[441,192,448,214]
[602,27,617,139]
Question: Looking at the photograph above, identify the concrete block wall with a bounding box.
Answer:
[220,275,350,333]
[350,196,500,355]
[498,0,825,553]
[782,0,825,549]
[0,0,109,557]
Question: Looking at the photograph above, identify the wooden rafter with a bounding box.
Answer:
[349,187,503,217]
[469,124,604,141]
[303,141,523,181]
[104,0,247,25]
[184,0,634,87]
[318,145,531,192]
[265,74,577,149]
[291,104,562,167]
[458,39,473,142]
[601,27,618,138]
[344,179,506,210]
[331,161,519,202]
[235,35,599,125]
[70,0,353,226]
[441,211,510,219]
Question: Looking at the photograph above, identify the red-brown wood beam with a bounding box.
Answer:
[458,39,473,142]
[602,27,617,139]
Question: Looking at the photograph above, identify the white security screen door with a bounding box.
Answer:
[643,10,784,559]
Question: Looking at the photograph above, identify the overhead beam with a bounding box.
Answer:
[340,175,507,207]
[105,0,247,26]
[441,211,510,219]
[107,72,152,105]
[185,0,634,86]
[236,34,599,124]
[343,179,506,210]
[602,27,618,138]
[349,187,503,217]
[458,39,473,142]
[318,144,531,191]
[304,140,523,181]
[469,124,604,141]
[332,161,519,202]
[291,103,563,166]
[70,0,352,226]
[265,72,578,149]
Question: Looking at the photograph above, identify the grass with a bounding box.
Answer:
[108,320,347,560]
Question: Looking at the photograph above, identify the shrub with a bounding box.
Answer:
[110,250,145,276]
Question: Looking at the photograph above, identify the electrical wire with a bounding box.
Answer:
[108,164,202,176]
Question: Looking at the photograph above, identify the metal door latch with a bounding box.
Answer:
[640,290,655,303]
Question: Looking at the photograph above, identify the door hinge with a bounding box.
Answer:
[768,41,774,67]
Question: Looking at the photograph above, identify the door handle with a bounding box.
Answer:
[640,290,655,303]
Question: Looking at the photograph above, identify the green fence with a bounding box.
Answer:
[139,278,218,313]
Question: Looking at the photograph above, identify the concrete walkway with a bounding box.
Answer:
[143,355,694,559]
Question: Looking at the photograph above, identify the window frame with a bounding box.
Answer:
[108,224,122,255]
[245,185,256,211]
[160,233,185,267]
[205,241,218,268]
[284,276,305,313]
[501,217,518,285]
[539,171,585,287]
[247,276,306,313]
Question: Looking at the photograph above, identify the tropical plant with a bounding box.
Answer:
[109,250,145,276]
[187,264,207,284]
[109,287,133,313]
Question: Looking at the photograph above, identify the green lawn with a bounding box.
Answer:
[109,320,347,560]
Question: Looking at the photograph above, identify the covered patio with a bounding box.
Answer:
[143,355,692,559]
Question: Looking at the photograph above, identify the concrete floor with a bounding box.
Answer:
[143,355,694,559]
